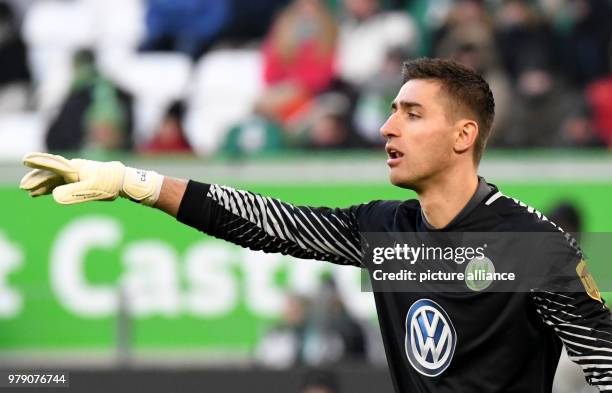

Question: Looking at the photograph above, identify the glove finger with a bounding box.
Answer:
[20,169,62,191]
[30,185,54,197]
[28,176,66,197]
[52,182,117,205]
[22,152,78,182]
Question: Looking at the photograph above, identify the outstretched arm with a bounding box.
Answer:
[154,177,188,217]
[172,180,364,266]
[20,153,365,267]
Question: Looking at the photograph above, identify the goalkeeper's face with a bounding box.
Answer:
[380,79,469,190]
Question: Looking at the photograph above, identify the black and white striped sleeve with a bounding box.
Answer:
[531,232,612,391]
[176,180,365,267]
[533,290,612,391]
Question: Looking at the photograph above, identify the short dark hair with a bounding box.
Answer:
[402,58,495,164]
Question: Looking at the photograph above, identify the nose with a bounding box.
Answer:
[380,113,400,140]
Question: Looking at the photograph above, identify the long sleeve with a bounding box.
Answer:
[533,289,612,391]
[176,181,364,267]
[531,232,612,391]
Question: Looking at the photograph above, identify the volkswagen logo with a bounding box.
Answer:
[405,299,457,377]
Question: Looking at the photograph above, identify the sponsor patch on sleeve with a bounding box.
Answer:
[576,259,602,303]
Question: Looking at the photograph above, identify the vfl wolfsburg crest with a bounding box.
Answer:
[405,299,457,377]
[465,256,495,291]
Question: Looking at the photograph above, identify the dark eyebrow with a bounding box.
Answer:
[391,101,423,112]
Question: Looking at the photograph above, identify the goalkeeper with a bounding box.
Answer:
[20,58,612,393]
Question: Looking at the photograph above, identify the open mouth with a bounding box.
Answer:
[385,145,404,167]
[386,147,404,160]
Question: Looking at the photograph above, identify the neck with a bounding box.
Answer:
[417,165,479,229]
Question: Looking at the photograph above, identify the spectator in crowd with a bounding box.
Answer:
[257,0,337,131]
[432,0,491,60]
[301,92,367,149]
[255,277,366,368]
[300,371,340,393]
[494,0,558,81]
[585,73,612,146]
[46,50,133,153]
[337,0,419,88]
[221,115,287,158]
[222,92,365,157]
[306,277,366,364]
[0,0,30,112]
[255,293,310,368]
[494,66,583,148]
[558,104,606,148]
[139,101,193,154]
[140,0,230,61]
[559,0,612,87]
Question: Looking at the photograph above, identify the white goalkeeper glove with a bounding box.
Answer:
[19,152,163,206]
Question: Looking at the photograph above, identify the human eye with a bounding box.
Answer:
[408,112,420,119]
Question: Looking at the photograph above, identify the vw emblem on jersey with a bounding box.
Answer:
[405,299,457,377]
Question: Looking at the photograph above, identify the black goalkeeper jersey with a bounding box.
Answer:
[177,177,612,393]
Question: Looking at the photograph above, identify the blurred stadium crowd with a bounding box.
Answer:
[1,0,612,160]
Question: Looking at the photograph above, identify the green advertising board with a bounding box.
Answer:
[2,156,612,359]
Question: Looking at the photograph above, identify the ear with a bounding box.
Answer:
[453,119,479,154]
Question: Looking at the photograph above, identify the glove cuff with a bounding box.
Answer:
[120,167,164,206]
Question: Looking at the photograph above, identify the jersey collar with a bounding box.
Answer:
[418,176,497,231]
